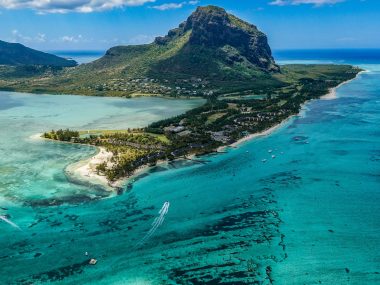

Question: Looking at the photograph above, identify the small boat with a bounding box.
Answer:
[261,159,267,163]
[271,155,276,159]
[89,258,97,265]
[268,150,273,153]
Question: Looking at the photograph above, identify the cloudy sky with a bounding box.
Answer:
[0,0,379,51]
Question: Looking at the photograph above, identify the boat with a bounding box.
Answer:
[89,258,97,265]
[261,159,267,163]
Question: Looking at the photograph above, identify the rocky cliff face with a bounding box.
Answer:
[155,6,279,72]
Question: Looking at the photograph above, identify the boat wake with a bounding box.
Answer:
[0,215,21,231]
[135,201,170,248]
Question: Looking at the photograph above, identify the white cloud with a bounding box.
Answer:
[11,29,32,42]
[0,0,156,13]
[269,0,345,6]
[269,0,287,5]
[151,0,198,11]
[151,2,184,10]
[60,36,77,43]
[9,30,48,44]
[58,34,84,43]
[35,33,46,42]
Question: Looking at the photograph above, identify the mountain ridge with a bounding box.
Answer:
[0,40,77,67]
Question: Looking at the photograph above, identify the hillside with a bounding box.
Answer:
[0,40,77,67]
[71,5,280,95]
[0,6,360,100]
[0,5,285,96]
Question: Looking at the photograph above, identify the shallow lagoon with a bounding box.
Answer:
[0,93,204,203]
[0,63,379,284]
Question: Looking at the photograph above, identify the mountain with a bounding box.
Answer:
[153,5,278,72]
[0,40,77,67]
[52,5,281,96]
[86,5,279,78]
[0,6,286,96]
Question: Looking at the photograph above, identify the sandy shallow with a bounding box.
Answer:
[66,146,171,190]
[65,147,119,190]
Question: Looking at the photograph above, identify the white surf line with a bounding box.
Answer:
[136,202,170,247]
[0,215,22,231]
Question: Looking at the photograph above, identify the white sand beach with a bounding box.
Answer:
[65,147,117,190]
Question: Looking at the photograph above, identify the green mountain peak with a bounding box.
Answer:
[154,5,278,72]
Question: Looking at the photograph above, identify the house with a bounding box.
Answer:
[210,131,230,143]
[177,130,192,137]
[164,125,186,133]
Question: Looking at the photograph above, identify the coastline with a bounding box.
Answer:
[219,116,295,152]
[65,147,119,191]
[45,70,365,191]
[219,70,366,151]
[321,70,367,100]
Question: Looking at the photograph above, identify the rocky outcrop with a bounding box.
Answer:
[155,5,279,72]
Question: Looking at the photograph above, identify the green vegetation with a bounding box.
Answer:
[44,131,169,181]
[43,129,79,141]
[0,40,77,67]
[1,6,363,184]
[0,6,279,96]
[44,64,361,183]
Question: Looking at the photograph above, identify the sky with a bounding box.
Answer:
[0,0,379,51]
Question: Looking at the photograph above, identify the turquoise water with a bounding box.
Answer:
[0,62,379,284]
[0,93,203,204]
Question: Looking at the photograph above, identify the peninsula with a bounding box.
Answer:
[4,6,361,187]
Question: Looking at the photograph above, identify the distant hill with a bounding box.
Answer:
[0,40,77,67]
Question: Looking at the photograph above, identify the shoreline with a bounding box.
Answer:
[39,70,365,191]
[219,70,366,151]
[321,70,367,100]
[217,116,295,152]
[65,147,120,191]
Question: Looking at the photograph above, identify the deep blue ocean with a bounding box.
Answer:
[274,49,380,64]
[0,50,379,284]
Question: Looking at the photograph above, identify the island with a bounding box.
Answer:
[1,6,362,188]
